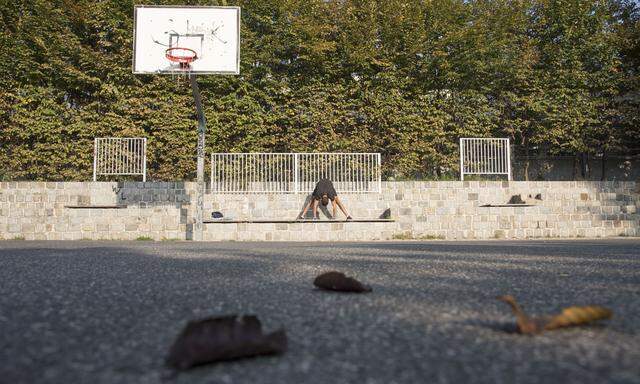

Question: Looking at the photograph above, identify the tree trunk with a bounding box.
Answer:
[580,152,590,180]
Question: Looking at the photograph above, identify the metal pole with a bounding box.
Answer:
[93,138,98,182]
[190,74,206,241]
[459,138,464,181]
[376,153,381,193]
[506,138,512,181]
[294,153,299,194]
[142,138,147,182]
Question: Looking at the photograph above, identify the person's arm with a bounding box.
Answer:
[334,196,351,219]
[300,198,314,219]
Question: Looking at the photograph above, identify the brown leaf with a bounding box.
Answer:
[544,306,613,331]
[165,315,287,370]
[497,295,612,334]
[497,295,540,334]
[313,271,372,293]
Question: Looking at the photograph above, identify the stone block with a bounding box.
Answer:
[8,223,21,233]
[399,208,412,215]
[95,223,109,232]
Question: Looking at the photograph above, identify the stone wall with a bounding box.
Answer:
[0,181,638,241]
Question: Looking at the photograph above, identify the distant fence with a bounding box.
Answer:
[210,153,381,193]
[93,138,147,181]
[460,138,511,181]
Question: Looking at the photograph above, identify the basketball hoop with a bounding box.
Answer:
[165,47,198,70]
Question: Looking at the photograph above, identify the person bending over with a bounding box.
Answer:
[300,178,352,220]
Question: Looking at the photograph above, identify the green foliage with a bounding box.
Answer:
[1,0,638,181]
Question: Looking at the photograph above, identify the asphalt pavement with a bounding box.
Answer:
[0,239,639,384]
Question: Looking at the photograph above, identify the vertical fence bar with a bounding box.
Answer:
[493,139,496,174]
[376,153,380,193]
[93,138,98,181]
[294,153,299,194]
[459,138,464,180]
[506,138,512,180]
[471,140,476,175]
[142,138,147,182]
[481,139,485,174]
[503,139,507,175]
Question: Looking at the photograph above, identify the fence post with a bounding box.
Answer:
[93,138,98,182]
[459,138,464,181]
[294,153,299,194]
[506,138,512,181]
[377,153,382,193]
[142,138,147,182]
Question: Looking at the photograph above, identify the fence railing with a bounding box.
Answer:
[459,138,511,181]
[93,138,147,181]
[210,153,381,193]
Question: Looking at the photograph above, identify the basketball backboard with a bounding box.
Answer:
[133,5,240,74]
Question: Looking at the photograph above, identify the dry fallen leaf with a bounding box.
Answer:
[498,295,612,334]
[313,271,372,293]
[165,315,287,370]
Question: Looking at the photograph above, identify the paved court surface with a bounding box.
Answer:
[0,239,639,384]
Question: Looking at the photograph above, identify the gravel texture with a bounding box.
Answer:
[0,239,639,384]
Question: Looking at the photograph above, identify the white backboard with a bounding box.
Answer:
[133,5,240,74]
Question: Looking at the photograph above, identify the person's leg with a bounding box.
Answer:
[334,196,351,219]
[299,197,314,219]
[312,199,320,219]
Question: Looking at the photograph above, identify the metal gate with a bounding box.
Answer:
[459,138,511,181]
[210,153,381,193]
[93,138,147,181]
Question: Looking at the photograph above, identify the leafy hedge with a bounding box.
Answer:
[1,0,639,181]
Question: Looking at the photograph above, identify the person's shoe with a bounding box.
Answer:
[346,216,353,221]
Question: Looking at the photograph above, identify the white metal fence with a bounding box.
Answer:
[210,153,381,193]
[93,138,147,181]
[459,138,511,181]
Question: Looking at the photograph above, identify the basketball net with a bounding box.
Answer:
[166,47,197,86]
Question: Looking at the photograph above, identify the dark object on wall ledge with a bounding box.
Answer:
[507,194,542,205]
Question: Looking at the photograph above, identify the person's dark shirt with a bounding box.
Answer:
[312,179,337,200]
